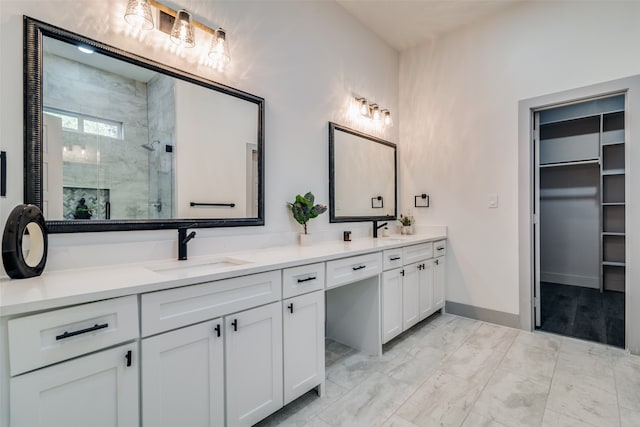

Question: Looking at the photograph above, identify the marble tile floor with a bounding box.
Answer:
[255,313,640,427]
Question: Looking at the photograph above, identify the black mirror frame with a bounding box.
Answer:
[23,16,265,233]
[328,122,397,223]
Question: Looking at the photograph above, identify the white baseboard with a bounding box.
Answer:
[540,271,599,289]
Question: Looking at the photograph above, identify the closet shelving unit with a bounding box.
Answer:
[601,111,625,292]
[539,103,626,293]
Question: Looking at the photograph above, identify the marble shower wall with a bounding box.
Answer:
[43,52,150,220]
[146,74,175,219]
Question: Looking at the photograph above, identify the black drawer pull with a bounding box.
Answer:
[400,269,405,276]
[288,303,294,314]
[56,323,108,341]
[417,265,422,270]
[389,256,401,261]
[231,319,238,332]
[435,259,440,265]
[437,247,445,251]
[352,265,366,271]
[214,324,221,337]
[297,276,317,283]
[125,350,132,367]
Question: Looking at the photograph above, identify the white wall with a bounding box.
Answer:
[0,0,398,274]
[399,1,640,316]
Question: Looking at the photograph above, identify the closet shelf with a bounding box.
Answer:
[602,232,625,236]
[602,261,625,267]
[602,169,625,176]
[602,141,625,146]
[539,159,599,168]
[603,202,625,206]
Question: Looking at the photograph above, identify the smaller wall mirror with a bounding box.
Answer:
[329,122,397,223]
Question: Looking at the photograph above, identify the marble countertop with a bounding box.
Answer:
[0,232,446,316]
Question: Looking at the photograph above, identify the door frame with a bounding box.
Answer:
[518,75,640,353]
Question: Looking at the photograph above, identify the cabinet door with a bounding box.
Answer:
[142,319,224,427]
[10,343,138,427]
[382,268,403,344]
[403,263,420,330]
[226,302,283,427]
[283,291,325,405]
[419,260,435,320]
[434,256,446,309]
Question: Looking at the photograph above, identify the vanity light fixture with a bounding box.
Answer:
[123,0,231,69]
[170,9,195,48]
[352,96,393,128]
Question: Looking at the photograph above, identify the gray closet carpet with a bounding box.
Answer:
[538,282,624,348]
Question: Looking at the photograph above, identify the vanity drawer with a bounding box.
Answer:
[403,242,433,264]
[434,240,447,256]
[8,295,138,376]
[282,263,325,299]
[141,270,281,337]
[326,252,382,289]
[383,249,403,271]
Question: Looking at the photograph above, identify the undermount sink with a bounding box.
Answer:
[147,257,252,276]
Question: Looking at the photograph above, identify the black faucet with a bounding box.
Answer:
[178,225,197,260]
[372,220,388,238]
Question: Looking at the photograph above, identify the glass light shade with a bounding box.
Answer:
[370,104,381,122]
[382,109,393,126]
[209,28,231,69]
[170,9,195,48]
[356,98,370,117]
[124,0,154,30]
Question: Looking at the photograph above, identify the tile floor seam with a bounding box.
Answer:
[458,324,519,427]
[539,331,562,427]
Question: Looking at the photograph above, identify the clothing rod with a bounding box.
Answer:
[540,159,599,168]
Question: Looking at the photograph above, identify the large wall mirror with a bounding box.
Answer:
[329,122,397,223]
[24,17,264,232]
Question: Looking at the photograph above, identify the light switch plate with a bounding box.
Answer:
[488,193,498,208]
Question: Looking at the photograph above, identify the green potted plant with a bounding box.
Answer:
[287,192,327,246]
[399,214,415,235]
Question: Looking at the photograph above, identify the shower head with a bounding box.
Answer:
[141,140,160,151]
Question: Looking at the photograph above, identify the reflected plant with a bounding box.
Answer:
[287,192,327,235]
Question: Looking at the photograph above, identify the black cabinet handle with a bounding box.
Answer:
[352,265,366,271]
[125,350,132,367]
[437,247,445,251]
[417,265,422,270]
[214,324,221,337]
[435,259,440,265]
[288,303,294,314]
[56,323,108,341]
[231,319,238,331]
[400,269,405,277]
[422,263,426,269]
[297,276,317,283]
[389,256,401,261]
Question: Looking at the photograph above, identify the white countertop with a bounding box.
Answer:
[0,232,446,316]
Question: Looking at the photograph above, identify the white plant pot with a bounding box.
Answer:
[299,233,312,246]
[401,225,414,235]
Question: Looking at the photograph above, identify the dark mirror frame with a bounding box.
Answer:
[328,122,397,223]
[23,16,265,233]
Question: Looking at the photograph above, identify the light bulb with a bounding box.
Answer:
[170,9,195,48]
[355,98,369,117]
[209,28,231,70]
[124,0,154,30]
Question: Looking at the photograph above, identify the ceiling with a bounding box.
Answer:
[335,0,525,51]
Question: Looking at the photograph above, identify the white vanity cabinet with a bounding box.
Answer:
[141,319,224,427]
[382,242,446,344]
[7,296,139,427]
[433,240,447,309]
[382,267,404,343]
[226,302,283,427]
[281,263,325,405]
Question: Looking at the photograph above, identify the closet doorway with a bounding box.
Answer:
[534,94,626,348]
